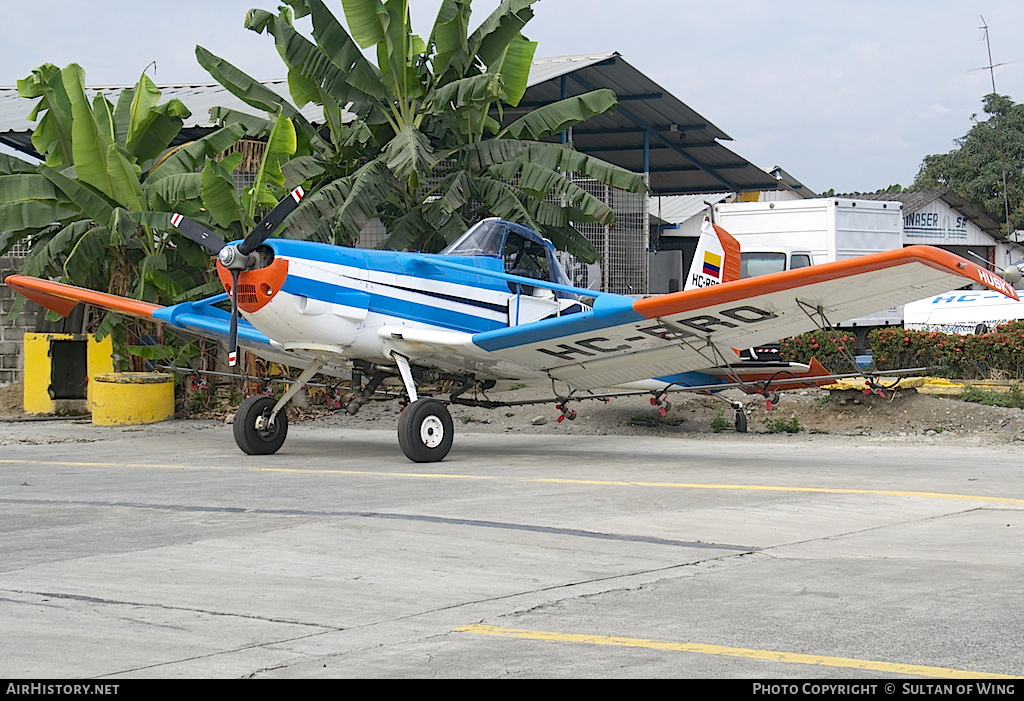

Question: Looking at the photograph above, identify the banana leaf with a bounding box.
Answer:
[428,0,471,79]
[18,63,75,167]
[486,32,535,107]
[471,0,536,66]
[201,156,247,230]
[146,123,246,181]
[0,153,39,175]
[499,89,619,141]
[0,174,60,203]
[244,114,297,218]
[384,125,436,189]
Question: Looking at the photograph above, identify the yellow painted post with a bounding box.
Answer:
[91,372,175,425]
[22,332,58,414]
[86,334,114,408]
[22,333,115,415]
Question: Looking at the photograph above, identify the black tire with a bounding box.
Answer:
[734,410,748,434]
[234,395,288,455]
[397,399,453,463]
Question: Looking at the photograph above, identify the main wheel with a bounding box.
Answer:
[397,399,453,463]
[234,395,288,455]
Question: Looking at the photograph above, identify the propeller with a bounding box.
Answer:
[171,187,305,366]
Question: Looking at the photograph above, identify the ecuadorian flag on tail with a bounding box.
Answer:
[684,215,740,290]
[702,251,722,278]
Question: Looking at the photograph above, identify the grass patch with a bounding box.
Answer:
[961,384,1024,409]
[710,410,732,433]
[764,415,802,434]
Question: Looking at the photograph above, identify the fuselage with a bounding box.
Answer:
[198,216,743,391]
[226,236,588,379]
[222,237,727,390]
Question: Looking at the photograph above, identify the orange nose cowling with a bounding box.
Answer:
[216,257,289,313]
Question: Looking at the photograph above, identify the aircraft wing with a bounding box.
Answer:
[3,274,274,349]
[468,246,1018,391]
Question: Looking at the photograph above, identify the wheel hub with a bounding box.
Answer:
[254,412,276,434]
[420,415,445,447]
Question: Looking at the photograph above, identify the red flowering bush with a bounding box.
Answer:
[778,331,858,373]
[869,323,1024,379]
[779,322,1024,379]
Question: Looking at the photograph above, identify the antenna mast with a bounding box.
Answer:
[980,16,1012,234]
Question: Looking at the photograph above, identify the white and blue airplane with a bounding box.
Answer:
[7,189,1018,461]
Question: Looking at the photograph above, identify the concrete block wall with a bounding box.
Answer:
[0,255,43,386]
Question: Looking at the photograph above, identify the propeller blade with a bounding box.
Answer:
[239,186,305,255]
[170,213,227,254]
[228,268,240,367]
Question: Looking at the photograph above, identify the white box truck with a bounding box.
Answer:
[712,198,904,350]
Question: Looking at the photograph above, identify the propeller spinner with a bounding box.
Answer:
[171,187,305,366]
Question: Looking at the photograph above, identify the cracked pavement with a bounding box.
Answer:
[0,419,1022,678]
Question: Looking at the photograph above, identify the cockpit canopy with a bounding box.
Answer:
[441,219,576,294]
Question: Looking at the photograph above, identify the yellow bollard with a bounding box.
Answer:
[90,372,175,425]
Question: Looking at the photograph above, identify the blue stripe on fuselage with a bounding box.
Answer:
[266,240,513,333]
[267,240,513,294]
[279,273,507,334]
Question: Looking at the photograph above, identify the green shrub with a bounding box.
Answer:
[764,415,802,434]
[710,410,731,433]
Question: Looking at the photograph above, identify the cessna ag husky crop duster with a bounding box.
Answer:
[7,190,1018,462]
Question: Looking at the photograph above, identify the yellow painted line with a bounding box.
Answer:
[454,624,1021,679]
[0,459,190,470]
[2,459,1023,504]
[533,479,1024,504]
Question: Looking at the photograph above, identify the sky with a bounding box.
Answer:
[3,0,1024,195]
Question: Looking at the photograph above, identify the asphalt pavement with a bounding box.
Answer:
[0,417,1022,679]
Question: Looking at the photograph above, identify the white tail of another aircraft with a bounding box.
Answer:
[684,215,742,291]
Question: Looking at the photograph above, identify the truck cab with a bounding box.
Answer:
[739,249,814,278]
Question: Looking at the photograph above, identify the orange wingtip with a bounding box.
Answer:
[4,275,162,319]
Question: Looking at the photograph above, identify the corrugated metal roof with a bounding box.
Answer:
[527,53,620,86]
[508,52,779,196]
[651,193,734,225]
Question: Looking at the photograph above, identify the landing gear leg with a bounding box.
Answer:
[232,357,325,455]
[391,352,454,462]
[711,392,747,434]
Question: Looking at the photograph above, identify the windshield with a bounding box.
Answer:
[441,219,579,299]
[441,220,506,256]
[740,252,787,278]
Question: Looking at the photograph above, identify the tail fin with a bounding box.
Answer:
[684,215,742,290]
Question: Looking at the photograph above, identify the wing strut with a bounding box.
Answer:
[794,299,891,398]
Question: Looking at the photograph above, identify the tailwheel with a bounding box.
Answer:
[398,398,453,463]
[234,395,288,455]
[734,408,748,433]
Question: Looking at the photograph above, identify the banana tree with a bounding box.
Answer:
[2,61,313,297]
[198,0,647,260]
[0,64,254,307]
